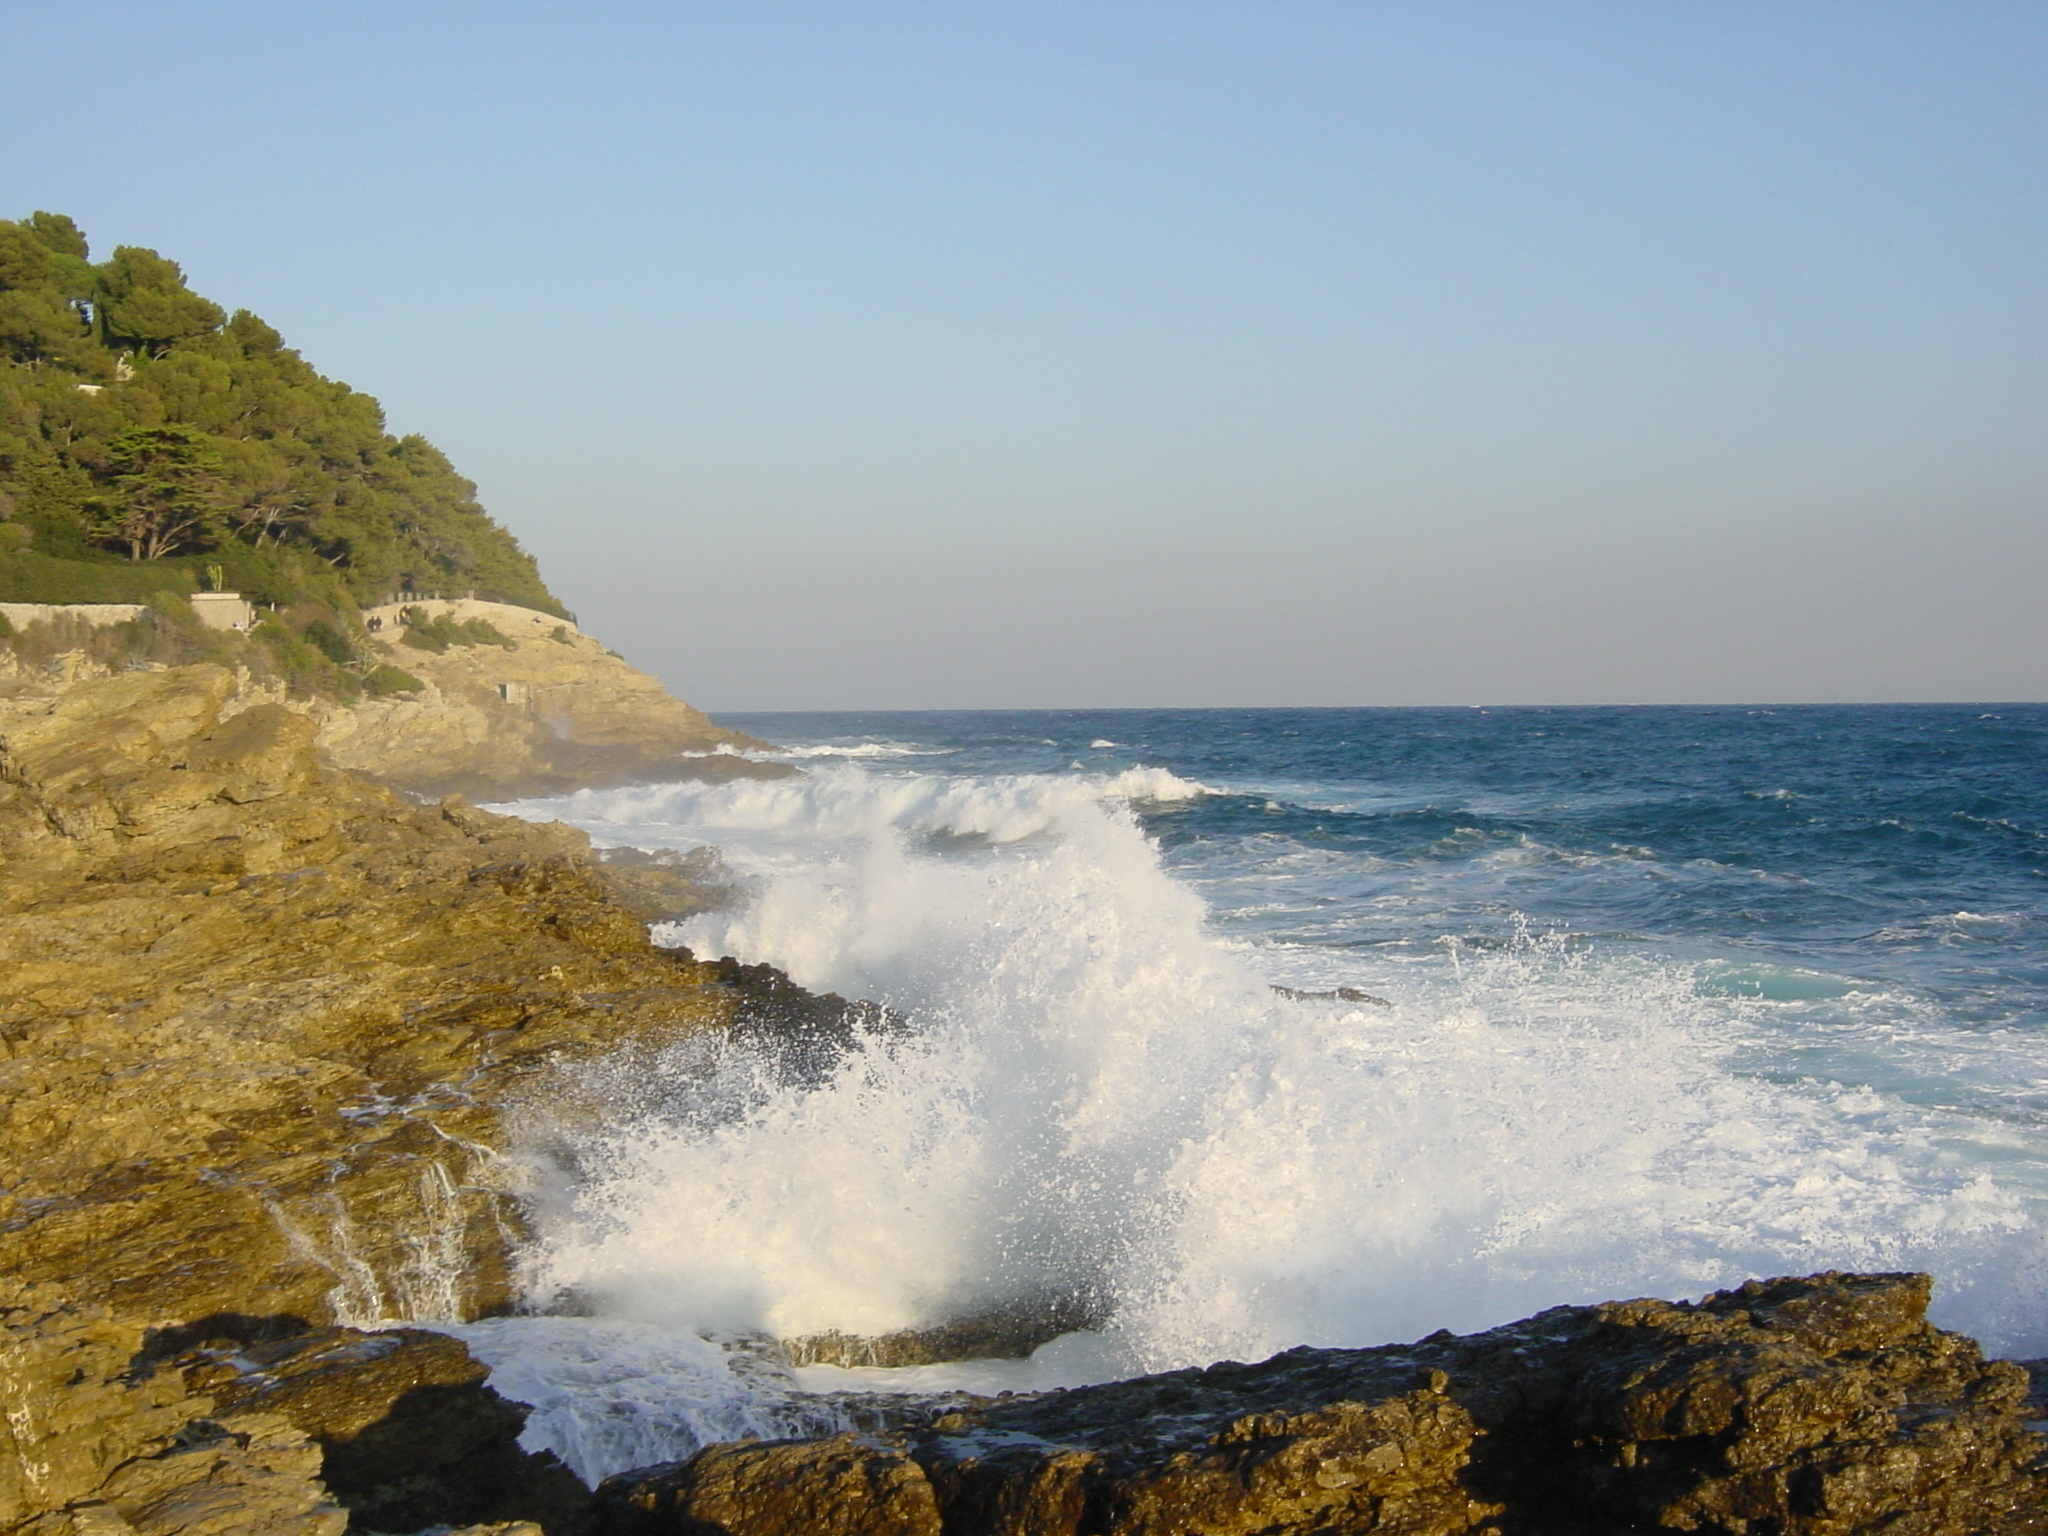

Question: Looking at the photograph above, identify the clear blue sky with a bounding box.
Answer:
[5,2,2043,706]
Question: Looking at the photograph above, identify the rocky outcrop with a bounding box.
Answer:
[0,664,764,1331]
[0,598,793,800]
[319,600,791,799]
[0,1281,345,1536]
[0,664,827,1532]
[593,1272,2048,1536]
[782,1293,1105,1369]
[148,1316,591,1533]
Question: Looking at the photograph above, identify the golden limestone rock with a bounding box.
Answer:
[595,1273,2048,1536]
[317,599,793,799]
[0,664,776,1530]
[0,666,751,1329]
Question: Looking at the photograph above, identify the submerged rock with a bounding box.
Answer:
[781,1293,1106,1369]
[593,1272,2048,1536]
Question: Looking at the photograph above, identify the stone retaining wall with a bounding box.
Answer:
[0,601,149,630]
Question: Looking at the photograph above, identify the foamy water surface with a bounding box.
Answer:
[433,706,2048,1483]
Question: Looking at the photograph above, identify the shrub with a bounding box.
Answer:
[399,607,515,653]
[363,664,425,696]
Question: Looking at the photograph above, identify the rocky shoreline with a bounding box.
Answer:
[2,664,2045,1534]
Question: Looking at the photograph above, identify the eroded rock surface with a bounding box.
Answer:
[0,1281,345,1536]
[594,1273,2048,1536]
[149,1317,590,1533]
[0,664,821,1532]
[319,600,792,799]
[0,665,763,1330]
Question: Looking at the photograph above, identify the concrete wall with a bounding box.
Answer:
[0,602,149,631]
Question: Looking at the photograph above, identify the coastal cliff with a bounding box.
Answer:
[316,599,788,799]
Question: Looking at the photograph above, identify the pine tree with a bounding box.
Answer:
[89,424,226,560]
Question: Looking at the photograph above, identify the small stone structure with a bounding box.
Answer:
[190,591,256,631]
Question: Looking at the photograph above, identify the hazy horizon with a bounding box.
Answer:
[5,2,2042,709]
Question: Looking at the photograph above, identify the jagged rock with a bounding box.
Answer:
[180,702,318,802]
[592,1273,2048,1536]
[0,1281,345,1536]
[782,1293,1105,1369]
[591,845,737,926]
[598,1435,946,1536]
[149,1318,590,1534]
[0,665,787,1333]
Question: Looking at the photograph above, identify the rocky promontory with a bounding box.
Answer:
[317,600,792,800]
[0,597,794,802]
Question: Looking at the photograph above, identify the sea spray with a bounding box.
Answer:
[509,765,1262,1345]
[489,764,2039,1336]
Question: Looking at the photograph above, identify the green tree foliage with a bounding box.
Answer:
[0,211,564,622]
[398,606,516,653]
[94,247,226,356]
[90,424,225,560]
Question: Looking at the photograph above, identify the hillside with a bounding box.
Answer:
[0,211,562,698]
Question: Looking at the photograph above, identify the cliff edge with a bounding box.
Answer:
[322,599,790,799]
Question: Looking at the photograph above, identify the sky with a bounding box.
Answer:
[4,1,2043,707]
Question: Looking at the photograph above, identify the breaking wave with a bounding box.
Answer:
[489,762,2047,1386]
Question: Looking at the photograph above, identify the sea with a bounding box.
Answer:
[429,704,2048,1485]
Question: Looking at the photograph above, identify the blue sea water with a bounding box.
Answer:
[725,703,2048,1004]
[451,703,2048,1483]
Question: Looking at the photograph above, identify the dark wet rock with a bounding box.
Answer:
[592,1272,2048,1536]
[1272,983,1392,1006]
[2019,1358,2048,1420]
[783,1293,1106,1369]
[593,845,738,925]
[599,1435,945,1536]
[148,1317,591,1534]
[711,954,903,1090]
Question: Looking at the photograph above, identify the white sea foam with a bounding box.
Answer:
[469,762,2048,1479]
[441,1316,858,1485]
[774,741,958,760]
